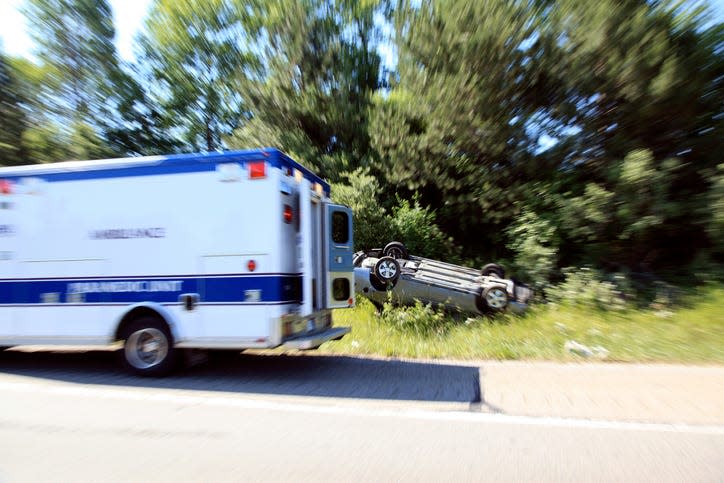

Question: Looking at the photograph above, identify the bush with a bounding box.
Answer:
[379,299,452,336]
[389,195,459,259]
[331,168,393,250]
[506,209,559,289]
[549,267,628,310]
[333,171,460,257]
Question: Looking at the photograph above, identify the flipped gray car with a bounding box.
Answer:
[354,242,532,314]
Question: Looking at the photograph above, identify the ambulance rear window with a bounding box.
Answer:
[332,212,349,244]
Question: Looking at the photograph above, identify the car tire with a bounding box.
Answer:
[480,286,509,312]
[369,274,391,291]
[481,263,505,278]
[373,256,401,286]
[353,252,366,266]
[382,241,409,260]
[120,316,177,377]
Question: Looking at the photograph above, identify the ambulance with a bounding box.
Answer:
[0,148,354,375]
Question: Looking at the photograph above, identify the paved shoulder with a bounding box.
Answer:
[477,361,724,424]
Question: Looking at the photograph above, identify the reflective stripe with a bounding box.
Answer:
[0,274,301,305]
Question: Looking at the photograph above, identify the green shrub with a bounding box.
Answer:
[549,267,627,310]
[331,168,393,250]
[506,209,559,289]
[379,299,452,336]
[389,196,459,259]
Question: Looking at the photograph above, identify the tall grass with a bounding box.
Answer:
[322,285,724,363]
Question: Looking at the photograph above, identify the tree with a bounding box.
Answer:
[537,0,724,271]
[24,0,120,124]
[0,53,27,166]
[139,0,258,151]
[103,65,182,156]
[228,0,385,181]
[370,0,558,251]
[20,0,123,161]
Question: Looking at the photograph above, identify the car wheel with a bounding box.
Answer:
[481,286,508,311]
[120,316,177,377]
[369,274,391,291]
[373,256,401,285]
[383,241,409,260]
[353,252,366,266]
[481,263,505,278]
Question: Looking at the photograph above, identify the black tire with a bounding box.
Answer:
[369,273,391,291]
[373,256,401,285]
[353,251,366,267]
[480,286,509,312]
[481,263,505,278]
[382,241,409,260]
[120,316,177,377]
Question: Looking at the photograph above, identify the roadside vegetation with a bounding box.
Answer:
[1,1,722,361]
[323,284,724,363]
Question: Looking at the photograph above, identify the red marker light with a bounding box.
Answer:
[247,260,257,272]
[248,161,266,179]
[0,180,12,195]
[283,204,293,224]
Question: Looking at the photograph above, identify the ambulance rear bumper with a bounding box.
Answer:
[283,327,351,350]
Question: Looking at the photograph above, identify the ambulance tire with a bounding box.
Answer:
[120,316,178,377]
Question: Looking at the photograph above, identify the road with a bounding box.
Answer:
[0,349,722,482]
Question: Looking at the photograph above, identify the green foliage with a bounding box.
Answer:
[709,164,724,256]
[332,168,457,255]
[559,183,614,243]
[23,0,119,122]
[67,121,115,160]
[227,0,384,181]
[553,149,687,271]
[0,53,26,166]
[371,0,552,241]
[550,267,627,311]
[103,66,181,156]
[379,299,452,337]
[139,0,257,151]
[507,210,558,289]
[331,168,393,250]
[389,196,458,260]
[3,0,721,285]
[329,285,724,362]
[20,122,69,164]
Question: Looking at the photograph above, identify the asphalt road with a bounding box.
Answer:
[0,349,722,482]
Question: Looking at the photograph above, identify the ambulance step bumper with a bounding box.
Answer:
[284,327,351,350]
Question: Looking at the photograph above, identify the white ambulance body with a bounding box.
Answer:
[0,148,354,375]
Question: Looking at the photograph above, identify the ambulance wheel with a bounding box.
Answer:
[480,286,509,312]
[373,256,400,285]
[383,241,409,260]
[121,316,177,377]
[481,263,505,278]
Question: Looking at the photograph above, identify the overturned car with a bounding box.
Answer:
[353,242,532,314]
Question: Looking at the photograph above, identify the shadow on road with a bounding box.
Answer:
[0,349,481,404]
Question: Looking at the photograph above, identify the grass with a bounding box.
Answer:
[320,284,724,363]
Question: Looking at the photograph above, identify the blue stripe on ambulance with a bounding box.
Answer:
[0,274,301,305]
